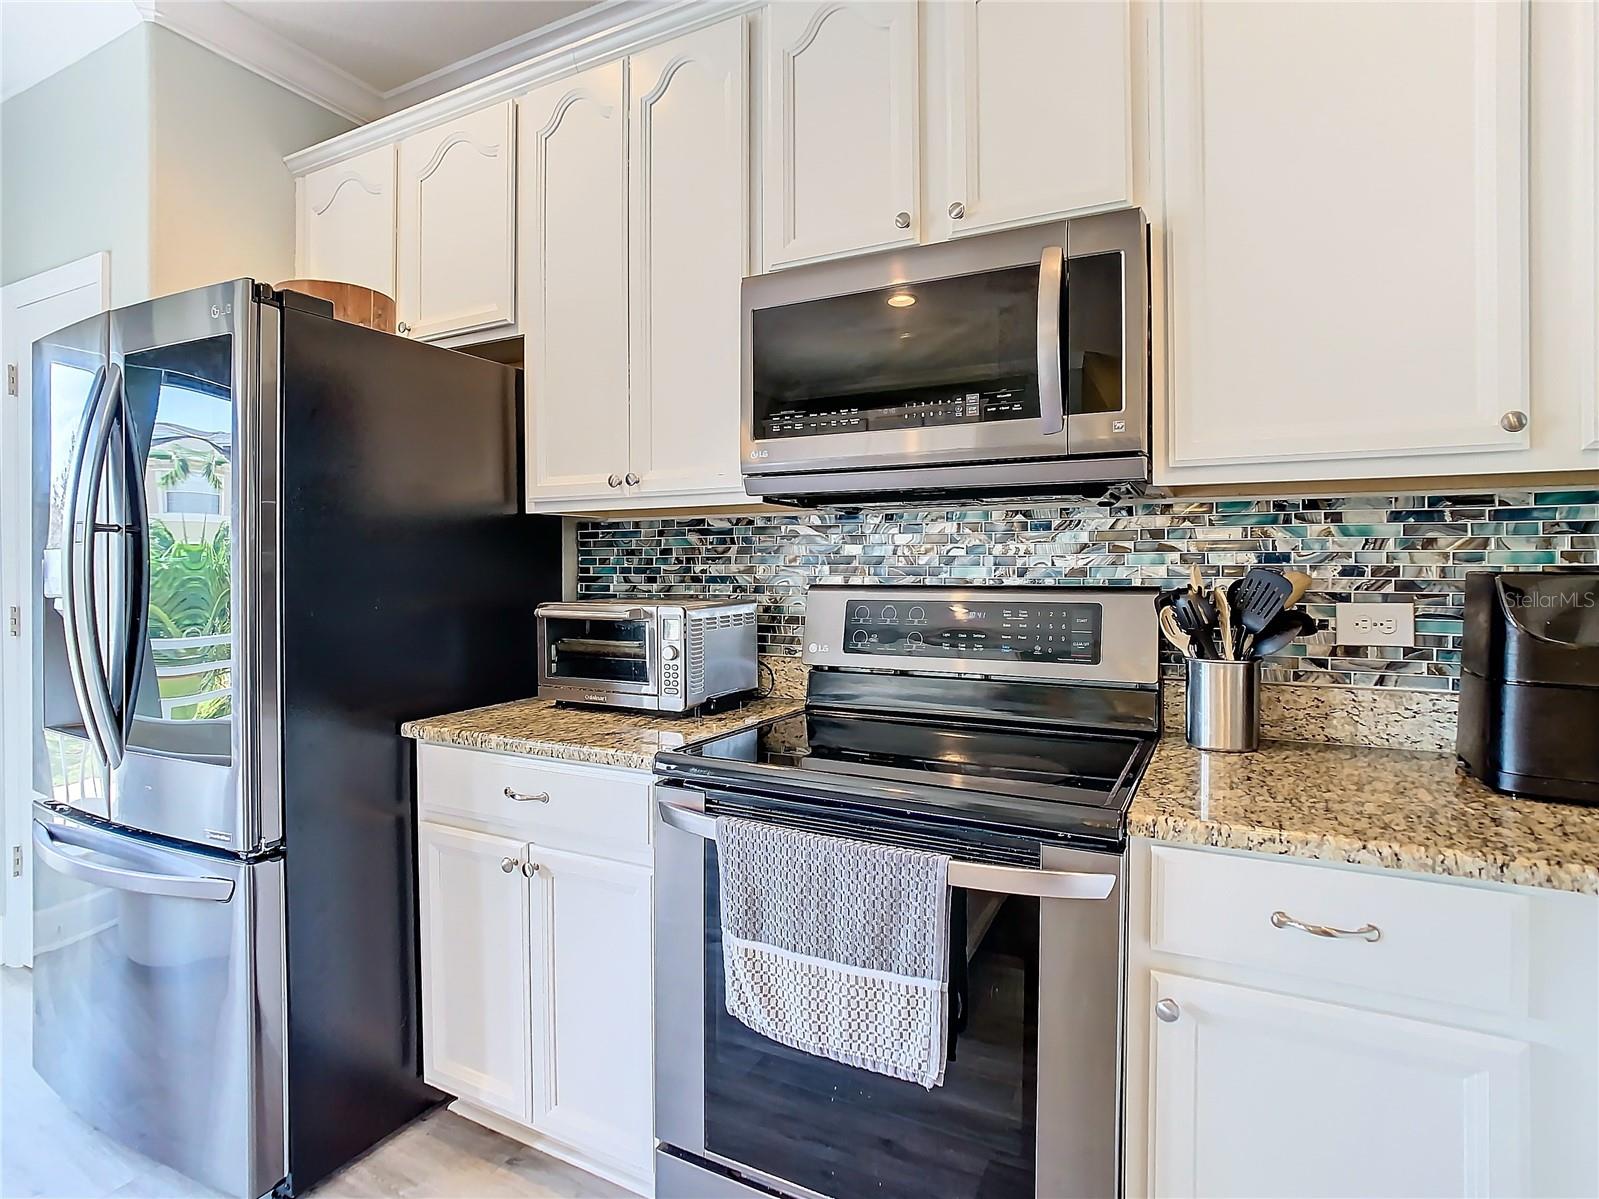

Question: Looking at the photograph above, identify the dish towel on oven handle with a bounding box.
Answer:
[714,815,952,1089]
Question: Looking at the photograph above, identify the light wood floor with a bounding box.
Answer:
[1,967,630,1199]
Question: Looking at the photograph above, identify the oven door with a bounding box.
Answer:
[654,788,1125,1199]
[740,209,1147,481]
[537,604,659,702]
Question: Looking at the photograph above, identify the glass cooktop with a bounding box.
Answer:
[657,709,1153,845]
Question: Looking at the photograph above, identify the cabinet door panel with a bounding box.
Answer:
[527,847,652,1176]
[628,17,747,498]
[520,64,631,505]
[298,145,397,297]
[938,0,1129,239]
[1148,972,1529,1198]
[397,101,517,340]
[1161,2,1529,473]
[762,1,919,269]
[419,822,531,1123]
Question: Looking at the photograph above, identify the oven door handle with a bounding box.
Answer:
[538,603,654,622]
[1036,244,1066,437]
[657,799,1117,901]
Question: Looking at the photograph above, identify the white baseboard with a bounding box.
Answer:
[449,1098,653,1198]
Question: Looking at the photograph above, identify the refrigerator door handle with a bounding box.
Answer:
[32,821,235,902]
[114,370,150,748]
[62,364,119,765]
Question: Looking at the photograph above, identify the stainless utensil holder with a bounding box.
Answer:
[1186,657,1260,752]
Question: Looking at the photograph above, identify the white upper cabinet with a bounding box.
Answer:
[1147,972,1531,1198]
[1158,2,1532,481]
[930,0,1131,240]
[519,62,631,505]
[628,17,748,500]
[397,101,517,341]
[296,145,397,297]
[761,1,920,270]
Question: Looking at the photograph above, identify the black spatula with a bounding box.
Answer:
[1228,568,1296,657]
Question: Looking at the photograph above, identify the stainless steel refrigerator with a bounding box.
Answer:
[28,280,560,1198]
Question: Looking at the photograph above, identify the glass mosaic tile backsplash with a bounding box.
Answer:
[576,488,1599,691]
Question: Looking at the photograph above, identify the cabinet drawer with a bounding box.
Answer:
[1147,845,1529,1016]
[417,743,651,864]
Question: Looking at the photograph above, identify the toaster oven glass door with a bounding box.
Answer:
[544,616,654,689]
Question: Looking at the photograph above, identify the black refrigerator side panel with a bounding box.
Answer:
[276,307,562,1192]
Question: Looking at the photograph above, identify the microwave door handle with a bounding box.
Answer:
[656,799,1116,901]
[1037,245,1066,437]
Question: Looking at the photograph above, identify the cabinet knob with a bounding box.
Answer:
[1154,998,1181,1024]
[948,201,965,220]
[521,860,540,878]
[608,473,623,488]
[397,321,411,335]
[499,856,519,874]
[1499,410,1529,433]
[624,472,640,487]
[894,211,911,229]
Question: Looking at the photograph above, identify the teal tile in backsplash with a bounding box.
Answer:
[575,490,1599,691]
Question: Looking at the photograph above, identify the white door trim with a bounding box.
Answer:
[0,252,110,968]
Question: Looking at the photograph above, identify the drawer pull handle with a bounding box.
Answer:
[1271,910,1381,942]
[503,787,551,804]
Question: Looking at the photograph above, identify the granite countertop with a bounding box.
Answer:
[401,694,804,771]
[1131,735,1599,895]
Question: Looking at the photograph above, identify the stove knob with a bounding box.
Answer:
[662,645,681,661]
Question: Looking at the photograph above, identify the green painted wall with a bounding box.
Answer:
[0,23,353,305]
[1,26,153,306]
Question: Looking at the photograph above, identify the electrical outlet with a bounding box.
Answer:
[1335,602,1415,647]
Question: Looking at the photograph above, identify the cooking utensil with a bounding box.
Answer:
[1249,608,1321,659]
[1212,584,1236,660]
[1190,564,1204,594]
[1283,569,1312,608]
[1158,607,1192,657]
[1173,589,1220,658]
[1229,568,1296,657]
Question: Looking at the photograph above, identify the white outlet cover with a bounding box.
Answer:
[1335,601,1416,647]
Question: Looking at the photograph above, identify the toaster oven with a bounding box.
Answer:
[536,600,759,713]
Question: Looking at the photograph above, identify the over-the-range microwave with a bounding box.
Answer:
[741,208,1148,505]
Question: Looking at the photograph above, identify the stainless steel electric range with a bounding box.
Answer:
[651,584,1162,1199]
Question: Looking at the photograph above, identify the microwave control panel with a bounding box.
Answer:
[842,598,1102,665]
[761,381,1035,439]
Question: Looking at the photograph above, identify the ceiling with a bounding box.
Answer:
[225,0,600,96]
[0,0,614,119]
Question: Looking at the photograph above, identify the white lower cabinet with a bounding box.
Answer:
[527,846,653,1167]
[1147,972,1529,1198]
[416,745,654,1194]
[419,823,532,1124]
[1126,840,1599,1199]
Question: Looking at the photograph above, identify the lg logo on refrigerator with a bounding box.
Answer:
[210,303,232,319]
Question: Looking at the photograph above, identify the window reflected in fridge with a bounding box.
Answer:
[702,849,1040,1199]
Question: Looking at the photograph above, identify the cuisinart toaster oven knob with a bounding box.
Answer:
[662,644,681,661]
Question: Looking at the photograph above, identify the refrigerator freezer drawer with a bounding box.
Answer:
[30,806,288,1198]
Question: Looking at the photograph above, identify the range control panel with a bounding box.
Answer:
[760,383,1034,439]
[841,598,1102,665]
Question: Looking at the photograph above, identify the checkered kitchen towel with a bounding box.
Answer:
[715,816,952,1088]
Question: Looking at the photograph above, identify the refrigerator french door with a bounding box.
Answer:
[35,280,264,853]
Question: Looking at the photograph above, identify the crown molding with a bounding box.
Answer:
[135,0,384,122]
[284,0,760,175]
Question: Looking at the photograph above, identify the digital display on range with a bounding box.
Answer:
[842,599,1102,664]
